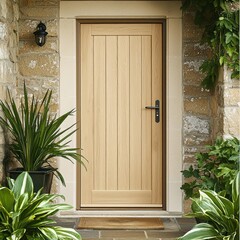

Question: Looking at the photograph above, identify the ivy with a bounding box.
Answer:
[182,0,239,89]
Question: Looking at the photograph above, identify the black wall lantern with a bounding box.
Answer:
[34,22,48,47]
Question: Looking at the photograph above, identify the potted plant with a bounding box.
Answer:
[0,83,86,193]
[181,137,239,200]
[0,172,81,239]
[178,172,239,240]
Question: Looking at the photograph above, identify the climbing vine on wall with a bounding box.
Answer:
[182,0,239,89]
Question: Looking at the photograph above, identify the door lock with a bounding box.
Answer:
[145,100,160,123]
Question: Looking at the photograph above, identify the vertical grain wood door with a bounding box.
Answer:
[79,23,163,207]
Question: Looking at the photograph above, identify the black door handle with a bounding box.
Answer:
[145,100,160,123]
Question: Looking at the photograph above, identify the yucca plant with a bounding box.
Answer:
[0,83,86,187]
[178,172,239,240]
[0,172,81,240]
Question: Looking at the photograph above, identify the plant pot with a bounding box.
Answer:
[8,168,55,193]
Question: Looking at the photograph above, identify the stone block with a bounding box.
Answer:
[224,88,240,106]
[183,199,192,213]
[19,53,59,77]
[184,85,210,97]
[224,107,240,137]
[184,43,212,59]
[184,115,210,135]
[184,134,211,146]
[183,154,196,163]
[183,60,205,85]
[183,26,204,43]
[182,12,195,27]
[0,0,14,22]
[0,42,9,59]
[19,38,58,54]
[19,19,58,40]
[184,146,207,155]
[20,7,59,19]
[0,60,15,83]
[184,97,210,115]
[0,22,7,41]
[20,0,59,7]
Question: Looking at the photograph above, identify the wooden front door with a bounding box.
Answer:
[79,23,163,208]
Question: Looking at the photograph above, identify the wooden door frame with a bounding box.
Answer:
[76,19,166,210]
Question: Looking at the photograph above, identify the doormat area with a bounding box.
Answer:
[76,217,164,230]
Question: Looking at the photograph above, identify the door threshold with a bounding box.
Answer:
[58,210,183,218]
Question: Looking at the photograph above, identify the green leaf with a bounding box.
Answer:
[38,227,58,240]
[8,229,26,240]
[178,223,221,240]
[53,227,81,240]
[0,187,14,212]
[12,172,33,198]
[232,172,239,203]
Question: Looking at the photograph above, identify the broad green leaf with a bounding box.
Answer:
[8,229,26,240]
[178,223,221,240]
[202,190,233,216]
[0,187,14,212]
[14,193,29,212]
[39,227,58,240]
[53,226,81,240]
[12,172,33,199]
[232,172,239,204]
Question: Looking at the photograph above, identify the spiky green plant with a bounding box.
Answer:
[0,172,81,240]
[0,83,86,186]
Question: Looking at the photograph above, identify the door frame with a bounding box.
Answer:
[59,0,183,214]
[76,19,167,210]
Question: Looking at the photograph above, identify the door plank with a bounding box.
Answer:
[118,36,130,190]
[106,36,118,190]
[129,36,142,190]
[81,24,94,204]
[94,36,106,190]
[142,36,152,190]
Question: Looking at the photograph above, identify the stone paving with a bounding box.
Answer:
[55,217,196,240]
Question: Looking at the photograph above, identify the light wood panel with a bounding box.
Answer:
[94,36,106,190]
[118,36,130,190]
[81,24,94,204]
[130,36,142,190]
[142,36,152,190]
[80,23,163,207]
[106,36,118,190]
[92,24,152,35]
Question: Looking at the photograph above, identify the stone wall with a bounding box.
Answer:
[182,9,216,212]
[182,10,240,212]
[218,67,240,139]
[18,0,59,99]
[17,0,60,192]
[0,0,19,183]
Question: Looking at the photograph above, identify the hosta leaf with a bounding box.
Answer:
[53,226,81,240]
[232,172,239,204]
[14,193,29,212]
[26,219,56,228]
[202,190,233,216]
[8,229,26,240]
[39,227,58,240]
[0,187,14,212]
[178,223,221,240]
[12,172,33,199]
